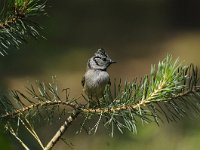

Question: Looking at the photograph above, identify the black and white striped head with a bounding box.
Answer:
[87,48,116,71]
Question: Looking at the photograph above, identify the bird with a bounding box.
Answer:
[81,48,116,101]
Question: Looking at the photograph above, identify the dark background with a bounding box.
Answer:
[1,0,200,149]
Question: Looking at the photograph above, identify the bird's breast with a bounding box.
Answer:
[85,70,110,88]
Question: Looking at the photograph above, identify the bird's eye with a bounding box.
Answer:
[102,58,107,61]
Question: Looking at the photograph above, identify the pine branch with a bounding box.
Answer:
[79,55,200,135]
[7,125,30,150]
[81,88,200,114]
[1,100,78,119]
[0,55,200,149]
[44,111,80,150]
[19,118,44,149]
[0,0,46,55]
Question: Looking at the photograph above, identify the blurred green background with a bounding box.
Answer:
[1,0,200,149]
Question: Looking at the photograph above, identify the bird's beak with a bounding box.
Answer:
[110,60,117,64]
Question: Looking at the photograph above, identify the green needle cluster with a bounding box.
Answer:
[0,0,46,55]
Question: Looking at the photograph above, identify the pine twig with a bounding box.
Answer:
[6,125,30,150]
[1,100,77,119]
[19,118,44,149]
[44,111,80,150]
[0,0,46,55]
[81,89,200,114]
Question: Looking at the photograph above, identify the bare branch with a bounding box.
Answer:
[44,111,80,150]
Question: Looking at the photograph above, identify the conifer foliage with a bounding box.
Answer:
[1,1,200,150]
[0,0,46,55]
[0,55,200,150]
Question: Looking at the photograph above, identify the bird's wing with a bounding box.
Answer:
[81,76,85,87]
